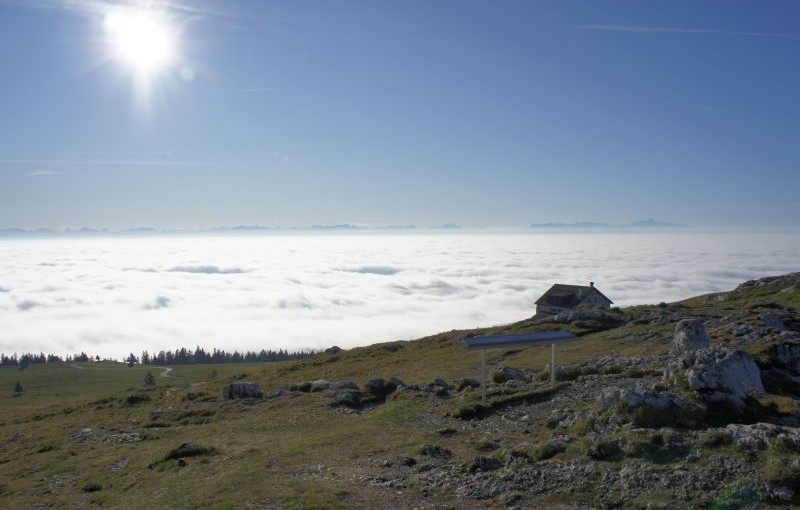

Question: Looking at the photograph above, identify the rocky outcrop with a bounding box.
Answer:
[665,346,764,408]
[222,382,263,400]
[600,387,686,412]
[686,348,764,402]
[672,319,710,354]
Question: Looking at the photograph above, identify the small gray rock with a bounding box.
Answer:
[492,366,529,384]
[326,390,361,408]
[763,314,787,331]
[419,444,452,457]
[471,455,503,471]
[672,319,710,354]
[222,382,263,400]
[363,378,397,398]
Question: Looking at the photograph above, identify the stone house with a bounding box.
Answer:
[535,282,613,315]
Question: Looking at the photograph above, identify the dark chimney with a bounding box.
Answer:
[589,281,594,288]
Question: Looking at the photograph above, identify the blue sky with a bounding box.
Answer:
[1,0,798,229]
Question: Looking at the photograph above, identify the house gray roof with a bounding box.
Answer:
[535,283,613,307]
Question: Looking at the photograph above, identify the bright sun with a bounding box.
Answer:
[103,7,177,85]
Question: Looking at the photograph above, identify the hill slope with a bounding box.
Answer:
[1,273,799,509]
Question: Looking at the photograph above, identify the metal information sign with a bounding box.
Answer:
[462,330,576,403]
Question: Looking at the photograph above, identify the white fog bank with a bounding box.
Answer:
[1,232,798,360]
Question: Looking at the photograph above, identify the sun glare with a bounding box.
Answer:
[105,10,174,71]
[103,6,179,104]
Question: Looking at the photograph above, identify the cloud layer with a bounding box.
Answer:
[0,233,798,360]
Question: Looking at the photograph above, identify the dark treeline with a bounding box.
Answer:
[127,346,314,366]
[1,351,96,367]
[1,347,314,368]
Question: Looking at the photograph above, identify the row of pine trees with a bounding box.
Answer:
[126,346,312,366]
[1,346,313,368]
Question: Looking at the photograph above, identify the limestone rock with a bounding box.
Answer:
[684,347,764,405]
[600,386,685,411]
[774,342,800,370]
[222,382,263,400]
[363,378,397,399]
[763,314,787,331]
[672,319,710,354]
[333,380,359,390]
[325,389,361,408]
[309,380,333,392]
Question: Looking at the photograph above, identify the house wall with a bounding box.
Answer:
[581,291,611,308]
[537,304,567,315]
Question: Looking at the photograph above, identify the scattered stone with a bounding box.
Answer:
[419,444,452,458]
[492,367,529,384]
[107,432,143,444]
[222,382,263,400]
[600,387,685,412]
[423,379,452,397]
[309,380,332,392]
[470,455,503,472]
[672,319,710,354]
[456,378,481,391]
[110,458,129,472]
[724,423,800,452]
[333,381,359,390]
[398,456,417,467]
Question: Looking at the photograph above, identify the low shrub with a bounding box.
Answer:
[533,441,566,461]
[584,436,622,461]
[125,393,152,405]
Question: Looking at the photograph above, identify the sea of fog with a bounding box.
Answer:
[1,231,798,360]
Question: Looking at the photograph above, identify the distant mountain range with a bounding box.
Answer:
[0,220,693,237]
[0,223,464,237]
[529,218,687,230]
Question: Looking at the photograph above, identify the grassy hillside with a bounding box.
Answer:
[1,274,799,509]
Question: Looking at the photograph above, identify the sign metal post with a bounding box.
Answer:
[463,330,576,399]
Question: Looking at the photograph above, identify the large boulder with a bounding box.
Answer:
[672,319,710,354]
[325,390,361,408]
[222,382,263,400]
[363,378,397,399]
[679,347,764,407]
